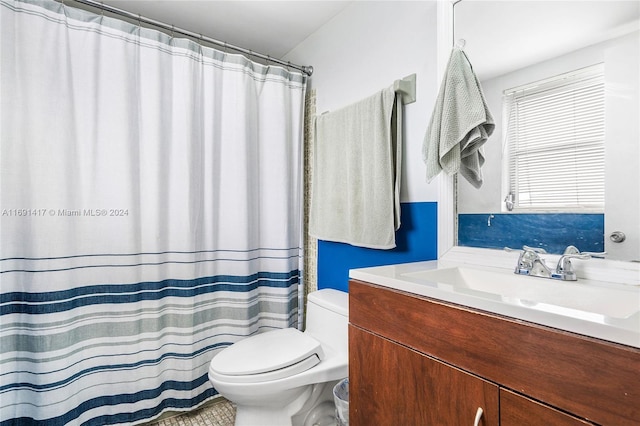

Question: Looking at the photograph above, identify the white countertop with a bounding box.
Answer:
[349,247,640,349]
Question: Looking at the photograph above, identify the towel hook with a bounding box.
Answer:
[455,38,466,50]
[393,74,417,105]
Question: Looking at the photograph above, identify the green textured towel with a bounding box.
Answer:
[423,48,494,188]
[310,86,402,249]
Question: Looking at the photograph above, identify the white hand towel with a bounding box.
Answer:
[309,86,401,249]
[423,48,494,188]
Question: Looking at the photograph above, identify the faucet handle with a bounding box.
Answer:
[562,245,607,258]
[554,253,589,281]
[522,245,547,254]
[580,251,607,258]
[555,251,606,281]
[512,245,546,275]
[563,245,580,255]
[558,253,591,262]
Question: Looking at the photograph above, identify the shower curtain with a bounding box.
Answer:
[0,0,306,424]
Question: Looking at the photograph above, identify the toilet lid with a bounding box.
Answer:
[210,328,324,381]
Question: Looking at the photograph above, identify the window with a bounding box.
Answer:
[503,64,605,212]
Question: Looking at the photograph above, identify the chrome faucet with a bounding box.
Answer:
[512,245,605,281]
[555,253,589,281]
[554,245,606,281]
[514,246,553,278]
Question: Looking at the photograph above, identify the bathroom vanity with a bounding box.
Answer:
[348,250,640,425]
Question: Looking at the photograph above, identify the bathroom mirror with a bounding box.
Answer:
[454,0,640,262]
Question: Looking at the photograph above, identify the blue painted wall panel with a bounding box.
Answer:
[458,213,604,254]
[317,202,438,292]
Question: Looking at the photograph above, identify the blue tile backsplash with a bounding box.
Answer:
[458,213,604,254]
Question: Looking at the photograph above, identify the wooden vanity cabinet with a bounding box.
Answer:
[349,279,640,426]
[500,389,592,426]
[350,326,499,425]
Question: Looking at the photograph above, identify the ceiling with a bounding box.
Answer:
[455,1,640,81]
[78,1,639,80]
[97,1,353,59]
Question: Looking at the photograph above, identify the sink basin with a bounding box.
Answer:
[402,266,640,320]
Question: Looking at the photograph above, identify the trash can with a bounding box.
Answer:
[333,378,349,426]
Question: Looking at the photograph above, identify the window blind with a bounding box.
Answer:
[503,64,605,212]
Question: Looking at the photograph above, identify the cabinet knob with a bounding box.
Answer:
[473,407,484,426]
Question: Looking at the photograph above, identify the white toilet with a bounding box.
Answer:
[208,288,349,426]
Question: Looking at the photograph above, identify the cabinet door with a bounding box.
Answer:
[501,389,594,426]
[349,325,499,426]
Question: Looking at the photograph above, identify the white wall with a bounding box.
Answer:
[283,1,440,203]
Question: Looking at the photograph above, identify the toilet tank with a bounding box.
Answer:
[304,289,349,353]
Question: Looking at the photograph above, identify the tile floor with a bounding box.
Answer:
[148,399,236,426]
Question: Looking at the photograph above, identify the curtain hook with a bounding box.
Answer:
[170,25,174,39]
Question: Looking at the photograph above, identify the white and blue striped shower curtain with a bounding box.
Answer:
[0,0,306,424]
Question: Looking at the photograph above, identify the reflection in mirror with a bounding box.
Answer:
[454,1,640,262]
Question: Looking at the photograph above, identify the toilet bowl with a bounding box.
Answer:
[209,288,348,426]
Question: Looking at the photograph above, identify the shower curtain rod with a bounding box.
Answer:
[67,0,314,76]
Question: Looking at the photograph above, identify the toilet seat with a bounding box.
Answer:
[209,328,325,383]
